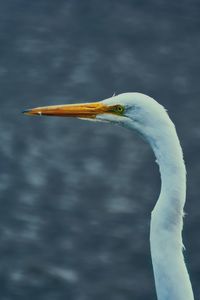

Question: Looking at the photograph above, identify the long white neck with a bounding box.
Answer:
[148,120,194,300]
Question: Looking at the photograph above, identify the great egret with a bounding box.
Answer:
[23,93,194,300]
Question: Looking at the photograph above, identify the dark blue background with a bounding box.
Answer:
[0,1,200,299]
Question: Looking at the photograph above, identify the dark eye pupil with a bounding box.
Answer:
[113,105,123,114]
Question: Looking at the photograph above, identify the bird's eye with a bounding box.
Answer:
[113,105,124,115]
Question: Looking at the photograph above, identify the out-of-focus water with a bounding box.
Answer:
[0,1,200,299]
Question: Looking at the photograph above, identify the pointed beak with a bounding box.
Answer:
[22,102,112,119]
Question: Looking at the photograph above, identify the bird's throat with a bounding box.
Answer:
[149,121,194,300]
[150,124,186,215]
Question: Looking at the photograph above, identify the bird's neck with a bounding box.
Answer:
[150,123,186,216]
[147,122,194,300]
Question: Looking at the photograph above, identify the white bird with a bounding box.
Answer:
[23,93,194,300]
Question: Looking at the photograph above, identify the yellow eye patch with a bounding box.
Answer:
[109,105,125,115]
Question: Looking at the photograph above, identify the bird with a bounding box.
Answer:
[23,92,194,300]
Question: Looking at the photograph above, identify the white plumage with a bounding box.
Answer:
[24,92,195,299]
[101,93,194,299]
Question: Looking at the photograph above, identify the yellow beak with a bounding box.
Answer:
[23,102,112,119]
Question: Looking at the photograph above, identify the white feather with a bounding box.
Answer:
[98,93,194,300]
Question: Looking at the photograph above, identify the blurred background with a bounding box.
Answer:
[0,0,200,299]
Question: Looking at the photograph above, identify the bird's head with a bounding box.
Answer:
[23,92,169,139]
